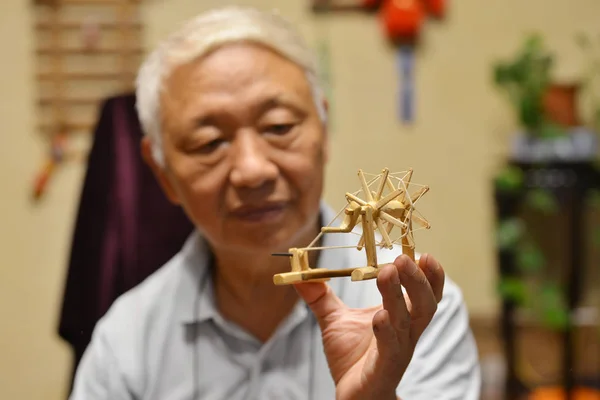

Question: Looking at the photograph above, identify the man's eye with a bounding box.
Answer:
[197,139,226,154]
[265,123,295,135]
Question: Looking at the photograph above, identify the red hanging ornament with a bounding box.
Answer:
[362,0,382,10]
[380,0,426,43]
[423,0,446,18]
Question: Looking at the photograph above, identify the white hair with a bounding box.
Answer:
[135,5,327,167]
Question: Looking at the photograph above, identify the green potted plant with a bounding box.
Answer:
[492,34,571,331]
[493,34,566,139]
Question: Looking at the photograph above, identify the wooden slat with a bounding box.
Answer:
[117,0,132,88]
[37,71,136,81]
[37,48,144,55]
[35,22,142,30]
[38,122,93,132]
[36,0,141,5]
[63,0,141,4]
[33,0,143,143]
[49,2,66,128]
[38,97,101,106]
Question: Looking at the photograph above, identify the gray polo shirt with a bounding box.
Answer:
[69,203,481,400]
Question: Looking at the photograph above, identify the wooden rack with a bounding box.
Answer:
[31,0,144,200]
[33,0,144,138]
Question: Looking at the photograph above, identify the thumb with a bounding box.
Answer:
[294,282,346,329]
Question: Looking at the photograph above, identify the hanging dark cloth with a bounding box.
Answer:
[57,93,194,389]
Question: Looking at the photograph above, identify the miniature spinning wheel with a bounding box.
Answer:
[273,167,430,285]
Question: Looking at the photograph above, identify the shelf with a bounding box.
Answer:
[38,122,93,133]
[35,0,141,5]
[35,22,142,30]
[38,97,101,106]
[37,48,144,55]
[37,72,135,81]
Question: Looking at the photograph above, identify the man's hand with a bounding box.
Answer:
[294,254,445,400]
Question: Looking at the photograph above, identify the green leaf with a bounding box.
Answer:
[539,282,569,330]
[542,306,570,331]
[524,33,544,51]
[525,189,559,214]
[496,218,526,250]
[495,166,524,193]
[498,277,528,305]
[520,94,543,129]
[493,64,513,85]
[538,121,567,139]
[515,241,545,273]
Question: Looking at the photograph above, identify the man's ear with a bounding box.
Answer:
[140,136,180,205]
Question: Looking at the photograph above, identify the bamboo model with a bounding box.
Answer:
[273,167,430,285]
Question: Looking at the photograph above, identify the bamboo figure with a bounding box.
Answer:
[273,167,430,285]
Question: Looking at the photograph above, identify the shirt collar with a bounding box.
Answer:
[174,200,350,325]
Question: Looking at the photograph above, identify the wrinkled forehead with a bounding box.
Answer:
[158,42,318,129]
[163,42,313,104]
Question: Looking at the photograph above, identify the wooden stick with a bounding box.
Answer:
[37,72,135,80]
[273,268,355,285]
[117,0,132,89]
[358,169,373,202]
[361,207,378,267]
[36,22,142,30]
[351,266,379,281]
[401,224,415,262]
[375,188,404,210]
[346,192,367,206]
[37,48,144,55]
[38,122,93,132]
[49,1,65,131]
[50,0,141,5]
[38,97,101,106]
[374,167,389,201]
[376,217,393,249]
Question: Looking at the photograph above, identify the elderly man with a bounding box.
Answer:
[69,5,481,400]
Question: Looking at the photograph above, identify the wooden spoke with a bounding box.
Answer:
[410,186,430,203]
[375,188,404,210]
[376,218,393,249]
[411,213,431,229]
[345,192,367,206]
[386,176,396,192]
[358,169,373,202]
[380,211,408,230]
[402,168,414,187]
[374,167,389,201]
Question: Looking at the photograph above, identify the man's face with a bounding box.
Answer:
[144,42,328,254]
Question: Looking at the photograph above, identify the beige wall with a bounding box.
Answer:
[1,0,598,399]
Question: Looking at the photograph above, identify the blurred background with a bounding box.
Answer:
[0,0,598,399]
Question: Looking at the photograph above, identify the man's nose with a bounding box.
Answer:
[229,131,278,188]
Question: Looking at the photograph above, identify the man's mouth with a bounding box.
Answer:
[230,202,288,222]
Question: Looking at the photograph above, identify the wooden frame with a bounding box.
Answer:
[273,167,430,285]
[31,0,144,200]
[33,0,144,138]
